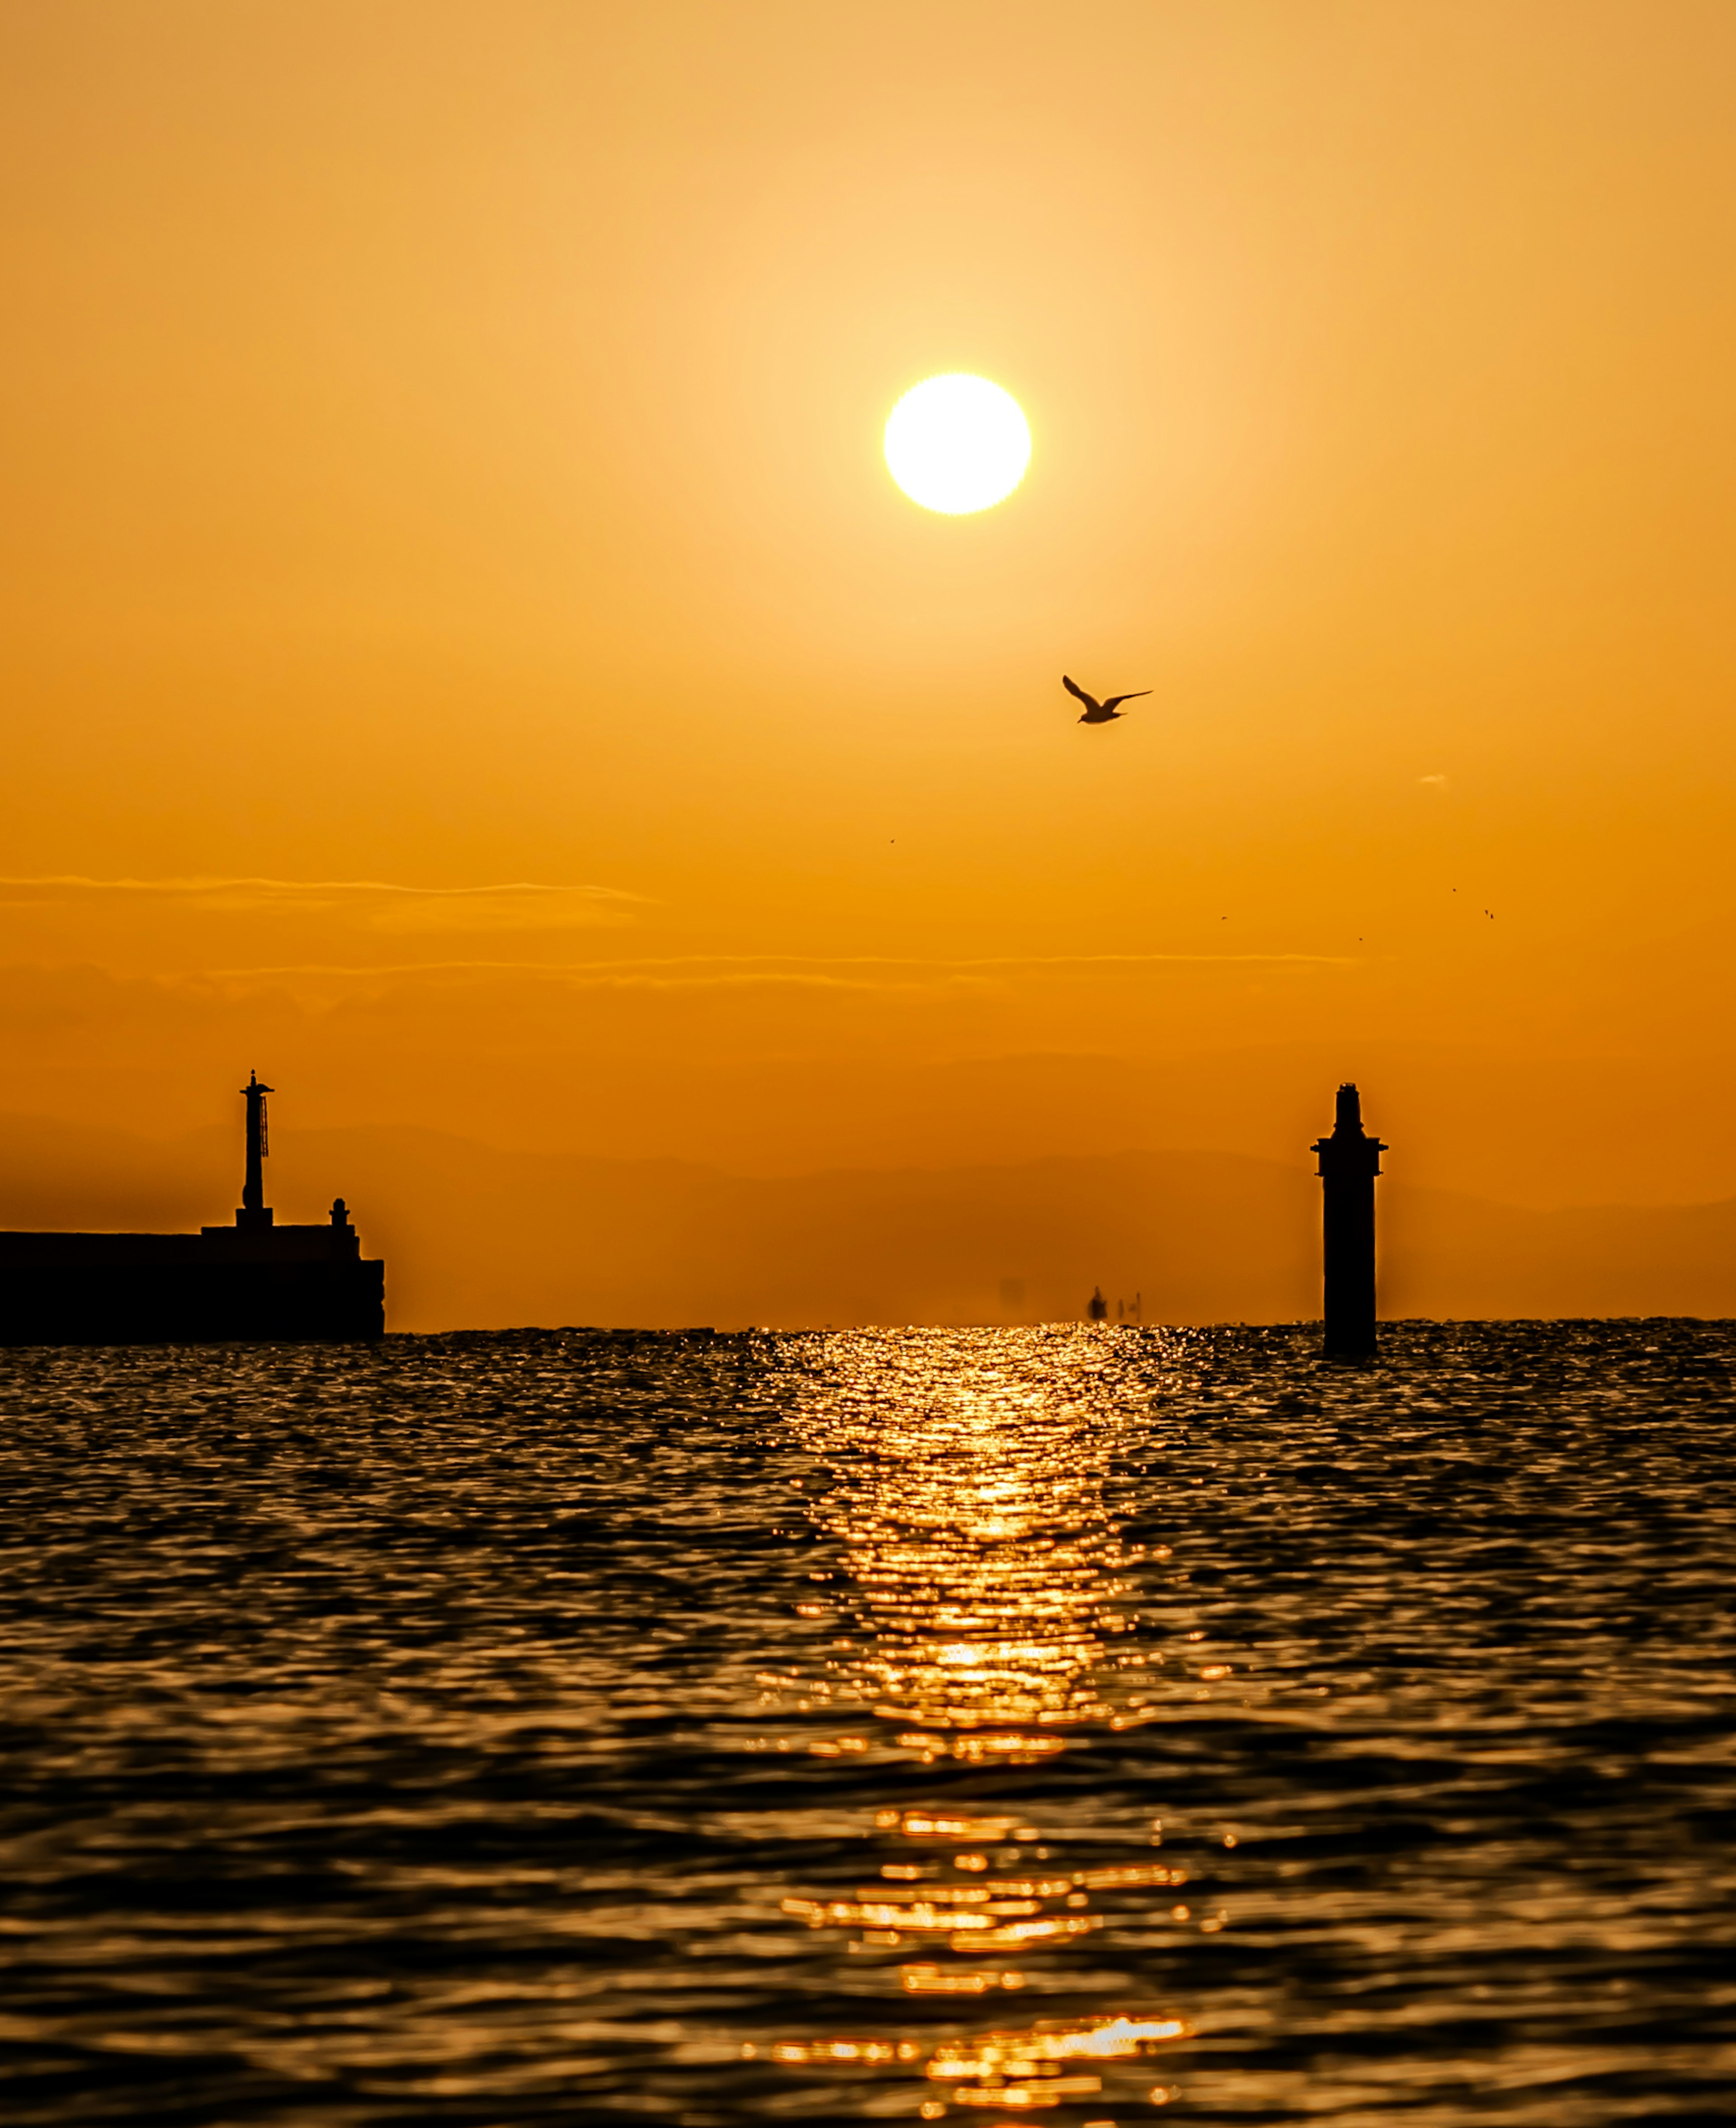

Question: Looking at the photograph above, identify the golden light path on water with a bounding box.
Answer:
[746,1331,1198,2117]
[806,1337,1148,1754]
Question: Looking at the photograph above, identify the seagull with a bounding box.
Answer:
[1063,674,1150,724]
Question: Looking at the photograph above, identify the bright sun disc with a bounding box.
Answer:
[884,374,1031,515]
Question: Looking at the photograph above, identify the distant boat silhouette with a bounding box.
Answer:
[1087,1285,1109,1322]
[1063,674,1149,724]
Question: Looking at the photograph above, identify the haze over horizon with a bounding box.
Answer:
[5,2,1736,1315]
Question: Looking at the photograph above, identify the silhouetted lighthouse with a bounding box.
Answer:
[1312,1083,1386,1357]
[0,1070,383,1343]
[238,1070,274,1230]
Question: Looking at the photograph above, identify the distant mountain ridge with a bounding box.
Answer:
[2,1109,1732,1331]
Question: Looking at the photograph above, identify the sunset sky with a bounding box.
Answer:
[5,1,1736,1240]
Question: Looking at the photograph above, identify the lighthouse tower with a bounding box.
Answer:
[236,1071,274,1230]
[0,1067,384,1345]
[1312,1083,1386,1357]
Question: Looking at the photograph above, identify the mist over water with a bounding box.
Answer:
[2,1323,1733,2124]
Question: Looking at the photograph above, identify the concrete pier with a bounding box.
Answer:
[0,1074,383,1345]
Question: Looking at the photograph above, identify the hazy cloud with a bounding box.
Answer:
[0,875,642,933]
[197,950,1355,989]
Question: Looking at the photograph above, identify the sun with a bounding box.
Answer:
[884,374,1031,515]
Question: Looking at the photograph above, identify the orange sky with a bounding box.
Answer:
[4,2,1736,1229]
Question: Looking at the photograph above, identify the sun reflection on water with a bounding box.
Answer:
[791,1331,1149,1757]
[749,1330,1193,2115]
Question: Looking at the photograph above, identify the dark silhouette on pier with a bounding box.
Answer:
[1062,674,1150,724]
[239,1069,273,1230]
[1313,1082,1386,1357]
[0,1074,384,1345]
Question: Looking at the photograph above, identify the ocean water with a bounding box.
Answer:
[2,1322,1733,2126]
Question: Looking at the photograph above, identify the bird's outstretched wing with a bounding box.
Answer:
[1061,674,1099,710]
[1102,690,1151,712]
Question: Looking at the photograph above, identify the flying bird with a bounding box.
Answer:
[1063,674,1150,724]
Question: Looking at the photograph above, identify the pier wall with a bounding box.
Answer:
[0,1229,384,1344]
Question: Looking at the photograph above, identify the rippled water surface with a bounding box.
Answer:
[3,1322,1735,2125]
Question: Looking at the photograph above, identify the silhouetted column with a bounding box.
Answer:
[1312,1083,1385,1357]
[237,1071,274,1230]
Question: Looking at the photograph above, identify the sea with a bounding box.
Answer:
[2,1321,1733,2126]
